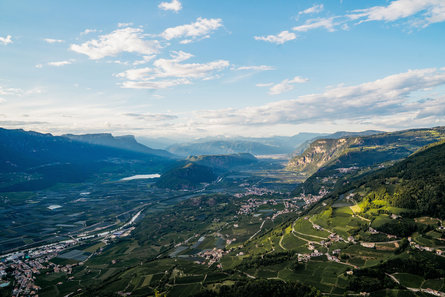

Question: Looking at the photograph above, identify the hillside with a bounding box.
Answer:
[289,127,445,195]
[287,137,360,176]
[20,134,445,297]
[292,130,384,155]
[187,153,257,170]
[168,140,285,156]
[228,139,445,295]
[63,133,173,158]
[166,133,322,156]
[0,128,172,191]
[340,140,445,218]
[155,162,217,190]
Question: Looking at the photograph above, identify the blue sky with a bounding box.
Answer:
[1,0,445,138]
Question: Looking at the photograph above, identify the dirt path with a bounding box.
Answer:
[279,234,287,250]
[350,206,371,223]
[248,220,266,241]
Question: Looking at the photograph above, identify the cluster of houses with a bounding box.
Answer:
[234,186,279,198]
[237,198,279,215]
[296,189,328,207]
[0,214,140,296]
[0,240,80,296]
[197,248,227,267]
[237,195,307,218]
[408,237,443,255]
[336,167,359,174]
[297,250,342,264]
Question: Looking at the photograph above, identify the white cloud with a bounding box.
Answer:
[71,27,161,60]
[47,60,73,67]
[293,17,339,32]
[268,76,308,95]
[160,17,223,41]
[81,29,98,35]
[0,86,22,96]
[348,0,445,27]
[107,60,129,65]
[258,0,445,41]
[117,22,133,28]
[3,69,445,138]
[254,30,296,44]
[121,79,191,89]
[158,0,182,12]
[0,85,43,97]
[235,65,275,71]
[198,68,445,127]
[125,113,178,121]
[179,39,193,44]
[44,38,64,44]
[35,64,43,69]
[133,55,156,66]
[116,51,229,89]
[0,35,12,45]
[298,4,324,15]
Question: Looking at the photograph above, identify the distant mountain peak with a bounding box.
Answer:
[63,133,173,158]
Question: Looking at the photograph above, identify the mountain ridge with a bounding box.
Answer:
[63,133,173,158]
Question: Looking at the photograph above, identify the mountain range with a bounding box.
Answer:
[0,128,173,191]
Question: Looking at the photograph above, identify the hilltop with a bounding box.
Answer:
[63,133,173,158]
[187,153,257,170]
[155,162,217,190]
[288,126,445,195]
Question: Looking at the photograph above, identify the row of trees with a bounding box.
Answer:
[193,279,321,297]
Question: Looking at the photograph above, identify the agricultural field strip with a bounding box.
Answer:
[291,218,329,242]
[278,234,287,251]
[308,217,334,235]
[249,220,266,241]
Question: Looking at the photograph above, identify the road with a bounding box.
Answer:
[248,220,266,241]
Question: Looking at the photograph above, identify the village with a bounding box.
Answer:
[0,212,140,297]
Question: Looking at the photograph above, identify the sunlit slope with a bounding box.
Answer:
[289,126,445,195]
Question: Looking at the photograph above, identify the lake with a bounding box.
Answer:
[119,174,161,181]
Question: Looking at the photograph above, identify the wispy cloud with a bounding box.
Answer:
[133,55,156,66]
[254,30,296,44]
[255,0,445,44]
[293,17,339,32]
[298,4,324,16]
[235,65,275,71]
[348,0,445,27]
[44,38,64,44]
[0,86,22,96]
[47,60,73,67]
[0,85,43,96]
[116,51,229,89]
[125,113,178,121]
[117,22,133,28]
[158,0,182,13]
[80,29,98,35]
[268,76,308,95]
[0,35,12,45]
[160,17,223,42]
[71,27,161,60]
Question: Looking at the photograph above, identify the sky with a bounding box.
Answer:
[1,0,445,138]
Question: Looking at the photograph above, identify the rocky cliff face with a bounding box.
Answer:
[286,137,360,176]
